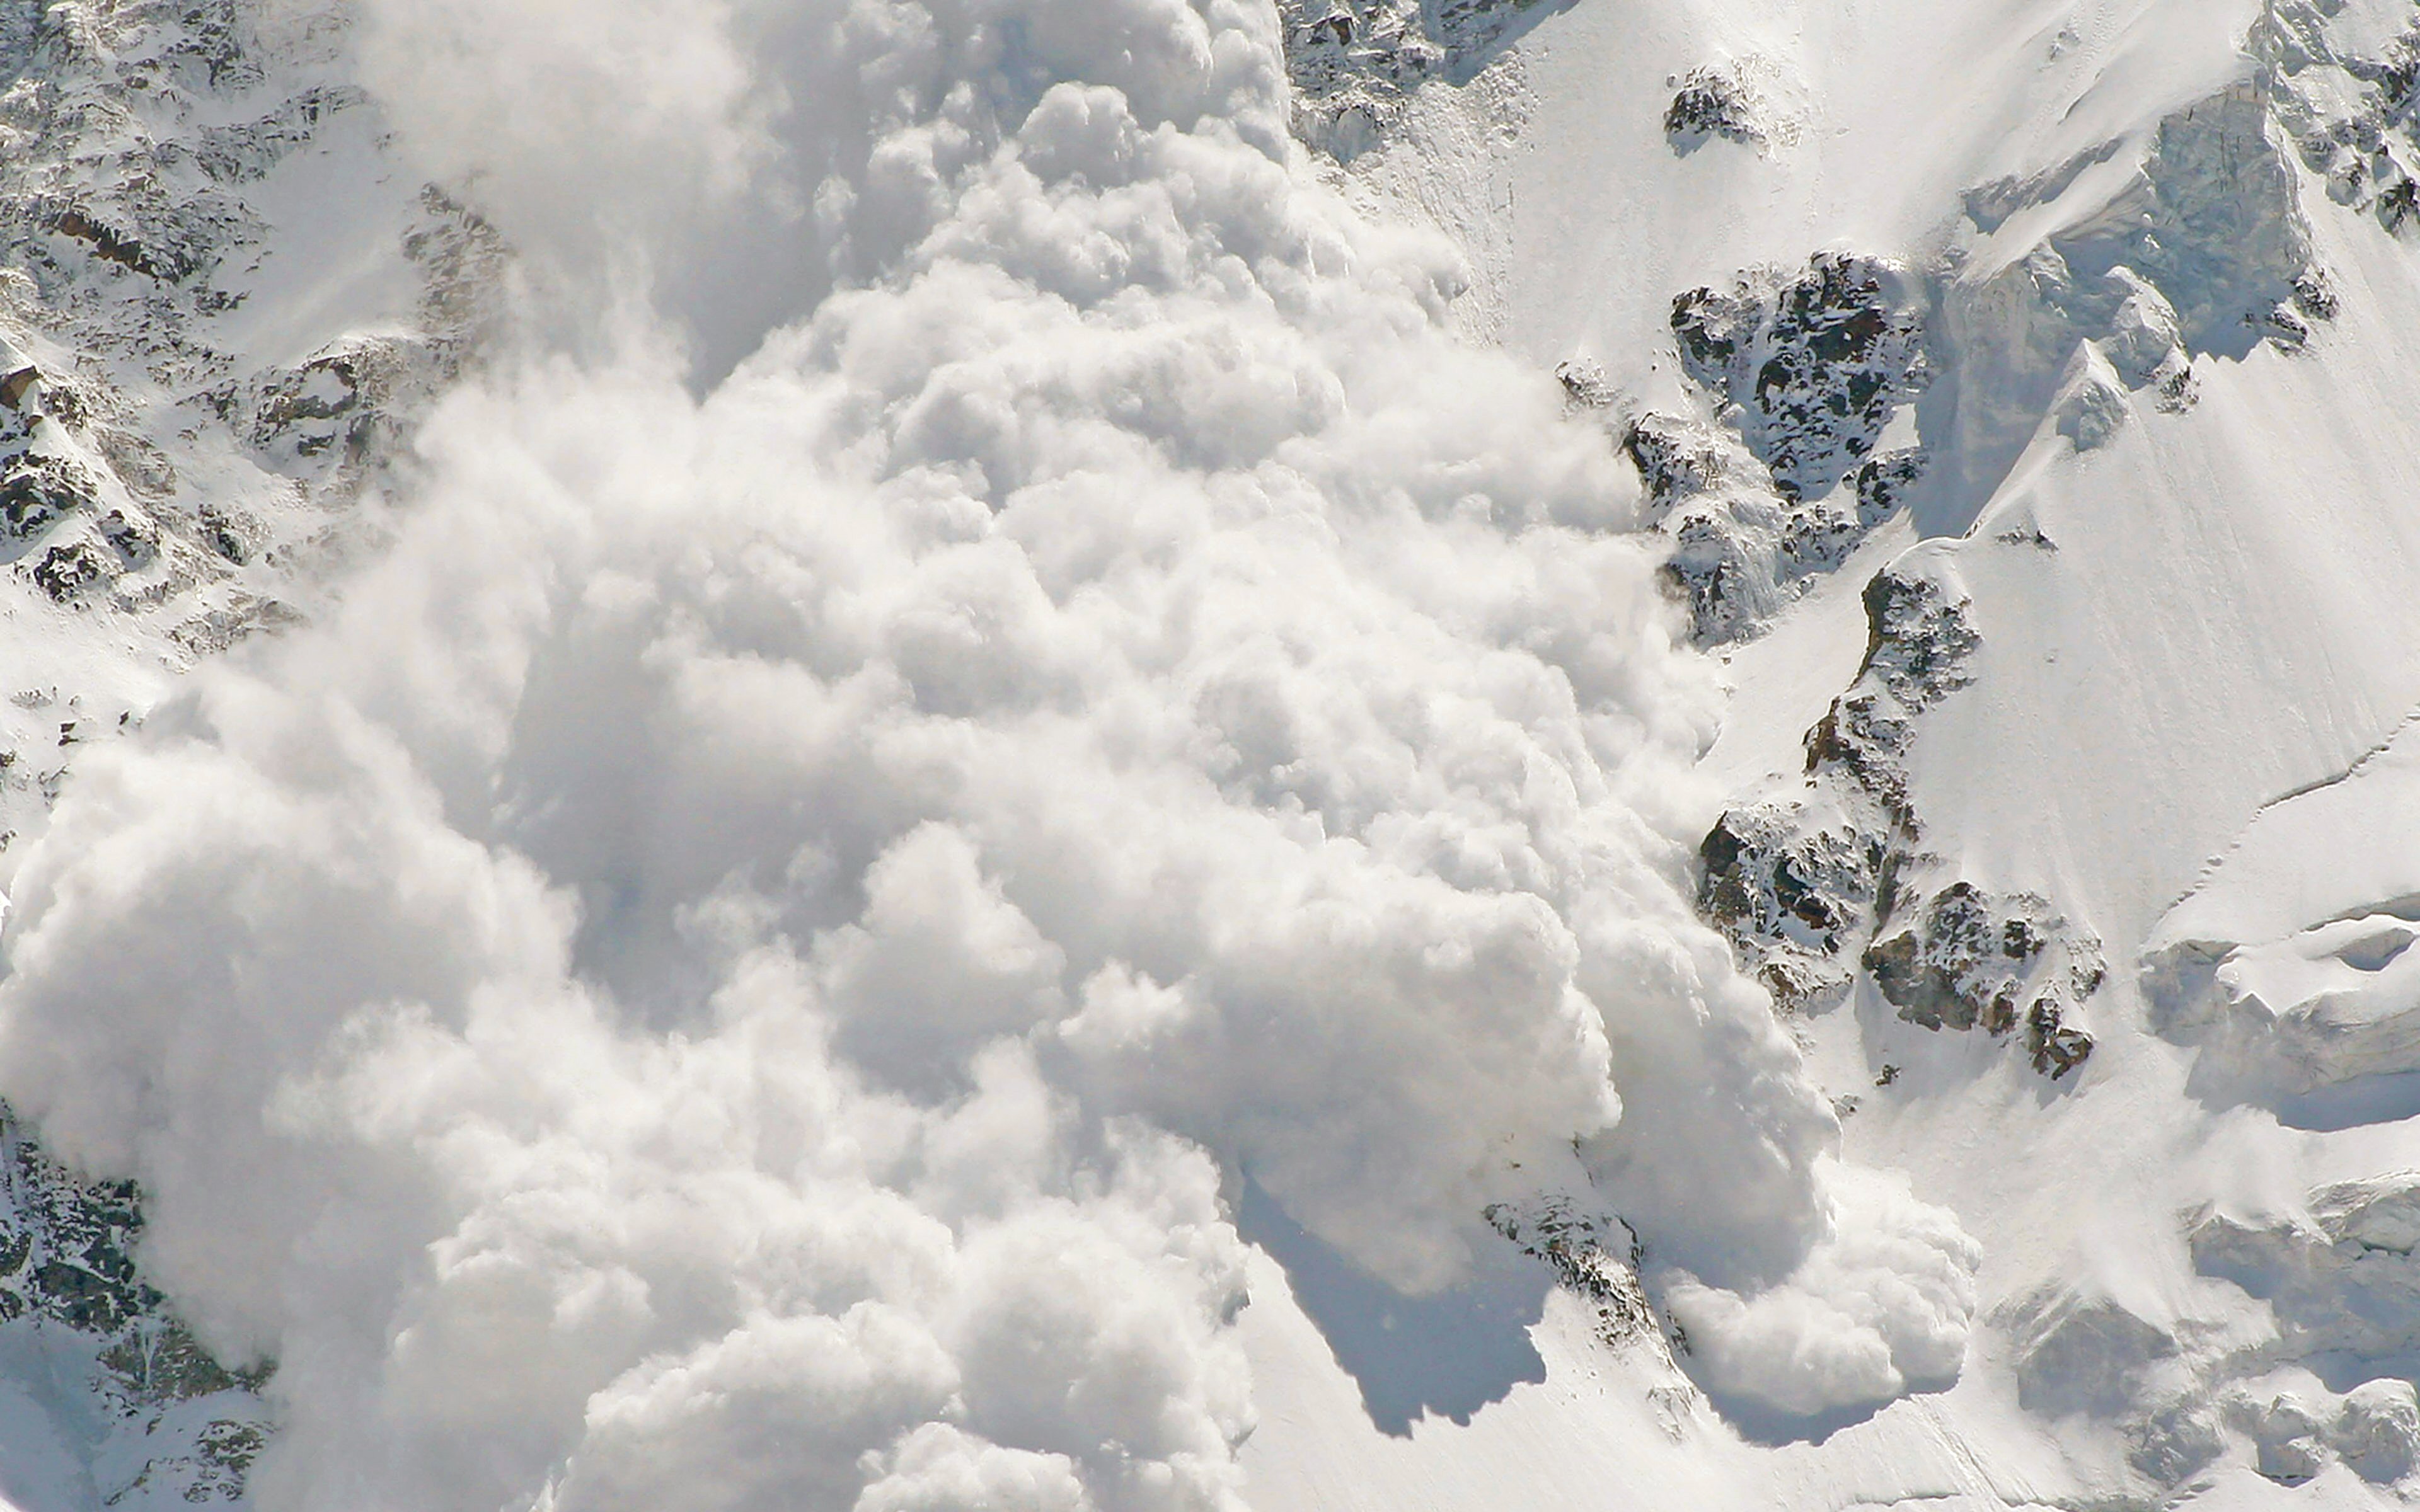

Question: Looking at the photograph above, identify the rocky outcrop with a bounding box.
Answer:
[1697,564,1966,1011]
[0,0,506,868]
[1699,558,2102,1075]
[0,0,499,632]
[1664,59,1792,155]
[1483,1194,1665,1352]
[1672,253,1928,505]
[1802,566,1980,823]
[2256,0,2420,236]
[1699,799,1884,1012]
[1277,0,1550,152]
[1630,253,1929,643]
[1862,883,2104,1077]
[1,1103,269,1505]
[1630,403,1923,644]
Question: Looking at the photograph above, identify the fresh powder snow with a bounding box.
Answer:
[0,0,2414,1509]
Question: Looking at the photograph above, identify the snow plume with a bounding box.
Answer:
[0,0,1976,1499]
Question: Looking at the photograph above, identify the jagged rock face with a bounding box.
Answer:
[0,0,499,856]
[2258,0,2420,234]
[1,1104,268,1505]
[0,0,496,615]
[1482,1196,1664,1353]
[1694,567,1972,1009]
[1698,801,1881,1012]
[1695,559,2102,1077]
[1803,565,1981,825]
[1671,252,1927,503]
[1630,253,1929,644]
[1862,882,2104,1077]
[1816,571,2099,1074]
[1636,420,1922,644]
[1277,0,1545,151]
[1620,408,1726,518]
[1663,61,1768,154]
[1278,0,1442,151]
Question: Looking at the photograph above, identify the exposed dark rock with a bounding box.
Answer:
[1699,802,1883,1011]
[32,539,108,601]
[0,453,94,541]
[98,507,158,569]
[1865,882,2034,1033]
[1857,566,1983,710]
[1626,411,1921,644]
[1484,1195,1664,1351]
[196,503,251,563]
[49,205,184,282]
[1664,64,1766,153]
[2027,997,2095,1079]
[1802,566,1979,825]
[1851,448,1924,521]
[1,1102,270,1502]
[1862,881,2099,1055]
[1691,553,2102,1079]
[1673,252,1928,502]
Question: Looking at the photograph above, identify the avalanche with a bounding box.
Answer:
[0,0,2417,1509]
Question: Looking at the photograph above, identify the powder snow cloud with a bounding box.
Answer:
[0,0,1979,1503]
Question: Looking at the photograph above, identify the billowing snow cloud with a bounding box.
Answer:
[0,0,1978,1500]
[1664,1161,1983,1422]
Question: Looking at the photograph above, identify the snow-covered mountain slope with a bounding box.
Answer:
[0,0,2418,1508]
[0,1,499,1504]
[1236,0,2420,1506]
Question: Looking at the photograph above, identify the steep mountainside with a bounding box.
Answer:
[1245,0,2420,1506]
[0,2,495,1504]
[3,0,2420,1509]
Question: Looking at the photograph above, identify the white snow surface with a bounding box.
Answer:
[0,0,2417,1508]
